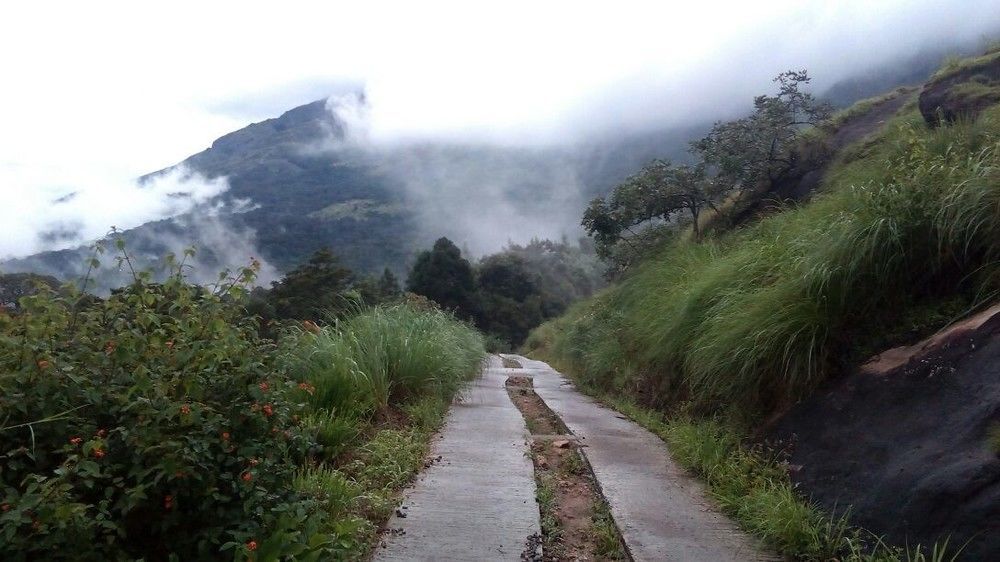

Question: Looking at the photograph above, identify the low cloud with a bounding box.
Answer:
[1,166,228,260]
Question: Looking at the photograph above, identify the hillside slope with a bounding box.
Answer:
[526,49,1000,558]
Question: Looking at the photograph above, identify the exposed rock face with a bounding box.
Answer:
[918,53,1000,126]
[770,309,1000,560]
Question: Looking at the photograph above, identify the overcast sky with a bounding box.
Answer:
[2,0,999,259]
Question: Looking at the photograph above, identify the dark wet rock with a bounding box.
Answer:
[770,309,1000,559]
[520,533,543,561]
[919,53,1000,127]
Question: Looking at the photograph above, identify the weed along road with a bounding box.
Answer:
[375,355,773,561]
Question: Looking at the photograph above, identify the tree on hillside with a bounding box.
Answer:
[378,268,401,299]
[692,70,831,192]
[473,254,545,349]
[265,247,354,320]
[406,237,476,316]
[582,159,724,269]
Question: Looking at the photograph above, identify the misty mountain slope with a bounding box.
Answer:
[2,100,697,284]
[4,42,982,285]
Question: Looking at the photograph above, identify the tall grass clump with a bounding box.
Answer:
[527,105,1000,415]
[284,303,485,418]
[275,302,484,556]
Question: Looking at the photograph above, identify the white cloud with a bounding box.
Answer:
[1,166,228,259]
[1,0,999,258]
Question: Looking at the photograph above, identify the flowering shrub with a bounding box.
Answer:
[0,254,331,560]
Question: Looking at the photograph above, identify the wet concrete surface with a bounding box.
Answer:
[375,356,541,561]
[509,355,773,562]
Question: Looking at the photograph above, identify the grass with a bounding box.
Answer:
[988,423,1000,455]
[278,303,485,558]
[525,104,1000,416]
[592,499,627,559]
[932,49,1000,81]
[284,303,485,416]
[535,473,562,544]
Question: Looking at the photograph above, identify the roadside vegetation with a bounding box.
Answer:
[528,102,1000,415]
[526,54,1000,560]
[0,243,484,560]
[406,237,604,350]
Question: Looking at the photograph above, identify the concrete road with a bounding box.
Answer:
[374,356,541,561]
[510,354,773,562]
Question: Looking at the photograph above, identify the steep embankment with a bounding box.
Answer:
[527,49,1000,558]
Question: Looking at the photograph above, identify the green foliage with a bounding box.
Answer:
[281,303,485,415]
[0,253,327,560]
[407,238,604,348]
[586,71,830,273]
[406,238,477,317]
[1,239,486,559]
[261,247,354,321]
[591,499,626,560]
[693,70,832,192]
[529,106,1000,415]
[988,423,1000,455]
[583,160,724,269]
[377,268,401,300]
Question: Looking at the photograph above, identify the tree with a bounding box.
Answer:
[692,70,831,193]
[378,268,401,299]
[266,248,353,320]
[473,254,544,349]
[406,237,476,316]
[582,159,723,269]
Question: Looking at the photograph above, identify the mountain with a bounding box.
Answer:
[1,98,696,287]
[4,38,992,287]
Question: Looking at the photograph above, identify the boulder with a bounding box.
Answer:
[918,52,1000,126]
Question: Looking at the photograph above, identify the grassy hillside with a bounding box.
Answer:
[527,99,1000,418]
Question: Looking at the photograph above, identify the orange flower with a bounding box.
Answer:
[37,360,50,369]
[262,404,274,417]
[93,448,106,459]
[246,540,258,551]
[221,432,231,441]
[297,382,315,395]
[241,472,253,483]
[180,404,191,415]
[258,382,269,392]
[69,437,83,445]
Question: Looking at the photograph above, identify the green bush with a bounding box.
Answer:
[0,265,330,560]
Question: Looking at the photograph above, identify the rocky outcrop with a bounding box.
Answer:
[770,307,1000,559]
[918,52,1000,126]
